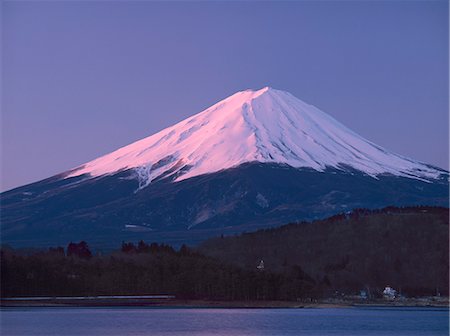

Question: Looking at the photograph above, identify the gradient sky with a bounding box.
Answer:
[2,1,448,192]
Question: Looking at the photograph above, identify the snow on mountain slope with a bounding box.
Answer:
[66,87,445,187]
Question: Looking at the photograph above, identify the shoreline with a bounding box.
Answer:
[1,297,448,309]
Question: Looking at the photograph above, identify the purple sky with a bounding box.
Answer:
[2,1,448,192]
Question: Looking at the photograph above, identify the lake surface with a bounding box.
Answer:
[1,306,448,336]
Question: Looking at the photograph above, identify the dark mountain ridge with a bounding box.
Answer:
[1,163,448,249]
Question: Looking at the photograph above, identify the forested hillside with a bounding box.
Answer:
[200,207,449,296]
[2,207,447,300]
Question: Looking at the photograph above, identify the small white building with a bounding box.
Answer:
[383,286,397,299]
[257,260,265,271]
[359,290,368,300]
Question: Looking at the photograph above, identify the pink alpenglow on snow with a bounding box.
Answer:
[67,87,444,189]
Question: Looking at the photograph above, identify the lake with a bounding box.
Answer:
[1,306,448,336]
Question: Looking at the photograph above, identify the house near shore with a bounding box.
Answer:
[359,290,368,300]
[383,286,397,299]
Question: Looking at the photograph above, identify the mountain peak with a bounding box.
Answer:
[67,88,445,187]
[244,86,272,95]
[219,86,279,109]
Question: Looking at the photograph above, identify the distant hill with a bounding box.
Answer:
[199,206,449,297]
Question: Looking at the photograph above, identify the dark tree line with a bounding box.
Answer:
[1,241,317,301]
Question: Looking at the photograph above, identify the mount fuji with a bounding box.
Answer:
[67,87,443,184]
[1,88,448,248]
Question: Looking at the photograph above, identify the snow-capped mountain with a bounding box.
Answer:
[67,87,443,188]
[1,87,448,249]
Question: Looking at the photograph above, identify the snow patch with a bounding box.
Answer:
[256,193,269,208]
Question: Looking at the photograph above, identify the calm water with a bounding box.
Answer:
[1,307,448,336]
